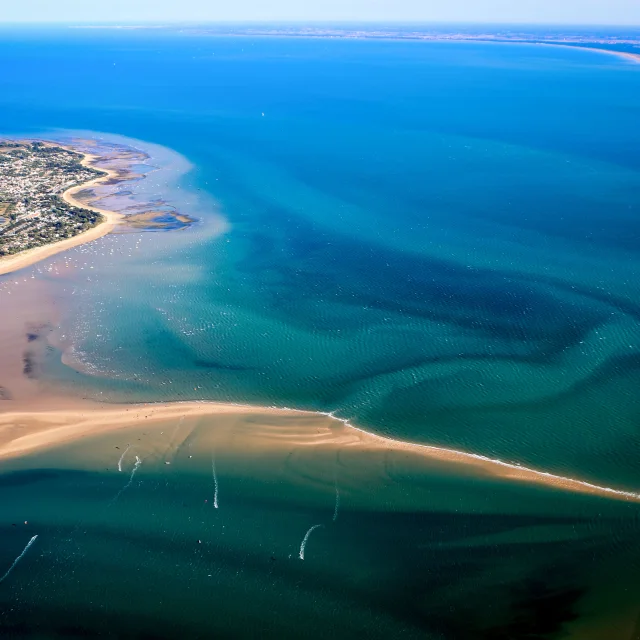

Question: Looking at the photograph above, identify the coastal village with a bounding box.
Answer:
[0,142,104,257]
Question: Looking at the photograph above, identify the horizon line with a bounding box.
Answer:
[2,20,640,28]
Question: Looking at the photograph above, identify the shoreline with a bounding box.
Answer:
[535,41,640,64]
[0,145,124,277]
[421,38,640,64]
[1,399,640,503]
[192,31,640,65]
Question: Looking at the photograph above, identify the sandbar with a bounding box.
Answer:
[1,400,639,503]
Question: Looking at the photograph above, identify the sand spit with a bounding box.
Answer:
[539,42,640,65]
[0,147,124,276]
[1,401,639,503]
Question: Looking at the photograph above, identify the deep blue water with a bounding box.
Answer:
[2,26,640,638]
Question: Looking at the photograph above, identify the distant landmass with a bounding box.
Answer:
[69,23,640,59]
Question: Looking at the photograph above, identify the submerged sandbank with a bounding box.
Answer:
[1,400,640,503]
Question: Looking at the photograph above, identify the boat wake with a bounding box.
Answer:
[299,524,323,560]
[117,444,132,472]
[0,535,38,585]
[211,454,219,509]
[112,455,142,503]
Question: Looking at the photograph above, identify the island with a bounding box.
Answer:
[0,138,195,276]
[0,142,107,259]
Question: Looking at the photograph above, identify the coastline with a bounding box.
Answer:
[416,38,640,64]
[2,399,640,503]
[187,29,640,65]
[0,146,124,277]
[535,42,640,64]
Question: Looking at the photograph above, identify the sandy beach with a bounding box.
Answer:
[1,399,639,503]
[540,42,640,64]
[0,147,124,277]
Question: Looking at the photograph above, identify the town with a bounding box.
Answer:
[0,141,104,257]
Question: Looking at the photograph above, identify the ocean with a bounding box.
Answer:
[1,26,640,638]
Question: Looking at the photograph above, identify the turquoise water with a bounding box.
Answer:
[2,27,640,638]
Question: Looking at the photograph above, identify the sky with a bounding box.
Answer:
[1,0,639,25]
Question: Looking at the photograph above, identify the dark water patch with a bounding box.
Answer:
[231,199,609,348]
[22,351,36,378]
[438,577,585,640]
[0,468,66,489]
[192,358,254,371]
[481,191,640,255]
[525,270,640,325]
[0,604,205,640]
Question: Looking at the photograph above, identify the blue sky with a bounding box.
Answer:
[1,0,639,25]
